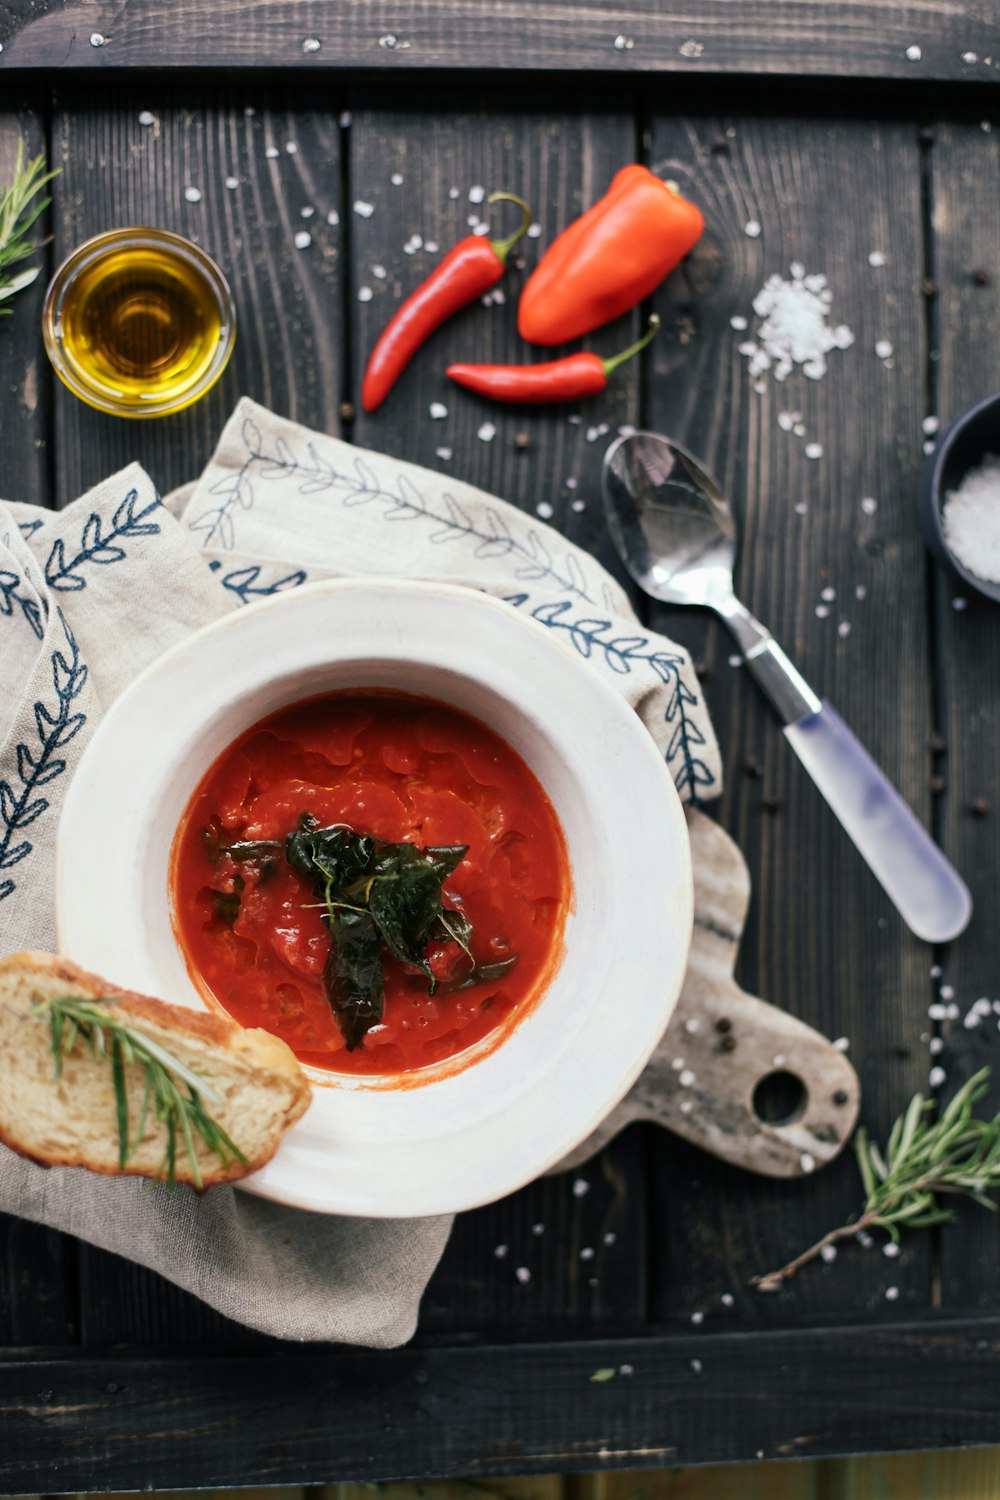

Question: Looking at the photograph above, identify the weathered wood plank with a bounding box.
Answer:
[643,113,934,1324]
[49,83,345,507]
[928,117,1000,1314]
[0,105,51,507]
[576,1460,819,1498]
[350,103,647,1332]
[825,1447,1000,1499]
[3,1322,1000,1488]
[3,1,1000,82]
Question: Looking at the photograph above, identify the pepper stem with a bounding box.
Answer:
[487,191,533,265]
[602,314,662,376]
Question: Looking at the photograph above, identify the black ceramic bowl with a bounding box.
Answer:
[917,389,1000,605]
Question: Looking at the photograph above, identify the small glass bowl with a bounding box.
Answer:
[42,226,236,419]
[917,390,1000,605]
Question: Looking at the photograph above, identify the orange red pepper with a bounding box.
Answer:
[361,192,532,412]
[517,165,704,346]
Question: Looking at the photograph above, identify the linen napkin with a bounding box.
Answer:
[0,398,721,1345]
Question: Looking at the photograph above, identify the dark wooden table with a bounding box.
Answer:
[3,2,1000,1488]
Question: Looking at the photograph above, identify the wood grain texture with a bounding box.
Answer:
[928,116,1000,1314]
[3,0,1000,81]
[3,1322,1000,1489]
[49,83,345,506]
[642,113,934,1325]
[0,106,51,507]
[575,1462,819,1498]
[350,102,649,1335]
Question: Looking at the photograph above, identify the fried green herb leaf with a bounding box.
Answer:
[210,875,244,927]
[324,908,385,1050]
[32,995,248,1190]
[367,841,468,989]
[451,955,520,991]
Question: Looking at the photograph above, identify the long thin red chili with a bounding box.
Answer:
[446,315,660,405]
[360,192,532,413]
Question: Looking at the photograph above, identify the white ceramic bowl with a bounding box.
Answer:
[56,579,692,1216]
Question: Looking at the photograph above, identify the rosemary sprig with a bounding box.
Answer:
[755,1067,1000,1291]
[33,995,248,1190]
[0,140,59,316]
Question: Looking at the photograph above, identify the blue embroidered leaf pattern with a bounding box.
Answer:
[0,609,88,903]
[18,518,44,539]
[44,489,162,591]
[220,564,308,605]
[0,568,44,639]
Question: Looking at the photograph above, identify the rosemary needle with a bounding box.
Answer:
[755,1067,1000,1291]
[33,995,248,1191]
[0,141,59,315]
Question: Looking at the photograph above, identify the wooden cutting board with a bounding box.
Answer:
[557,809,861,1178]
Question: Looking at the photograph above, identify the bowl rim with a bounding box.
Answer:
[56,577,694,1216]
[917,388,1000,604]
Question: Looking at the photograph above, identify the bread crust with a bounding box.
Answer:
[0,951,312,1186]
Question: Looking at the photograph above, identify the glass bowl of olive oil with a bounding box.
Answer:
[43,227,236,418]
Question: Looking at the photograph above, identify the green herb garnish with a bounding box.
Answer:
[33,995,248,1190]
[286,814,489,1050]
[754,1067,1000,1291]
[0,141,58,317]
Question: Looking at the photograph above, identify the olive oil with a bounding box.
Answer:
[44,228,235,418]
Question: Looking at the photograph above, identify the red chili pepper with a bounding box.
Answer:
[446,315,660,405]
[518,165,704,346]
[361,192,532,413]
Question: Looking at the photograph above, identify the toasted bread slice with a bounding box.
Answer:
[0,952,311,1186]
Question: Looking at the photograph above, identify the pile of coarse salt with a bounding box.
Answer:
[942,454,1000,584]
[738,263,854,383]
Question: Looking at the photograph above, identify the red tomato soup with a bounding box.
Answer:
[170,692,571,1079]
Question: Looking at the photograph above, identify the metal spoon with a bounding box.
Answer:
[602,430,972,944]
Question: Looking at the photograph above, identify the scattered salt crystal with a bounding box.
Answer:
[567,414,582,424]
[473,224,489,237]
[515,1266,532,1284]
[680,1099,694,1114]
[838,620,852,638]
[929,1036,944,1054]
[728,653,743,668]
[856,1230,874,1247]
[875,340,894,359]
[300,206,315,219]
[964,1013,981,1030]
[793,423,806,437]
[753,378,767,395]
[671,1057,685,1071]
[468,184,486,204]
[929,1066,947,1087]
[795,502,808,515]
[494,1244,508,1258]
[739,266,854,384]
[565,477,578,490]
[138,110,156,127]
[738,341,758,359]
[691,1311,704,1325]
[942,454,1000,583]
[721,1292,735,1306]
[296,232,313,250]
[466,214,480,228]
[184,186,202,204]
[225,176,239,190]
[603,1231,617,1245]
[379,33,398,48]
[928,1003,947,1019]
[684,1017,701,1034]
[821,1244,838,1263]
[952,596,969,611]
[885,1285,900,1301]
[731,315,749,331]
[744,220,762,238]
[244,106,256,117]
[353,200,375,218]
[948,1003,960,1019]
[883,1242,901,1259]
[905,44,922,60]
[690,1358,703,1373]
[372,264,387,279]
[777,411,799,432]
[339,111,353,128]
[285,141,298,155]
[435,447,452,461]
[536,502,554,520]
[302,37,321,52]
[924,440,936,455]
[618,424,637,437]
[580,1247,595,1261]
[679,1069,695,1087]
[869,251,886,268]
[800,1152,816,1173]
[490,283,502,300]
[265,146,280,159]
[821,586,836,601]
[326,209,340,226]
[861,496,878,515]
[449,187,460,200]
[679,38,704,56]
[90,32,106,47]
[805,444,824,460]
[613,34,634,51]
[975,998,993,1015]
[356,284,372,299]
[923,415,940,435]
[940,984,955,999]
[815,603,830,620]
[571,499,586,513]
[619,1363,634,1375]
[532,1223,545,1236]
[429,402,448,420]
[527,222,543,239]
[963,51,978,64]
[856,584,867,599]
[572,1178,590,1197]
[931,964,943,978]
[391,172,403,186]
